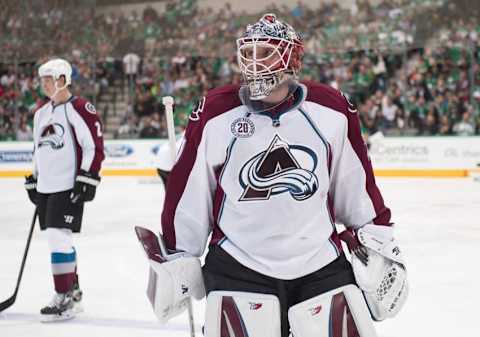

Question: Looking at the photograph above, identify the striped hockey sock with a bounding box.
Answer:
[51,248,77,293]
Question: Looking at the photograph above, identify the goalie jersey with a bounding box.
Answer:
[161,81,391,280]
[32,96,104,194]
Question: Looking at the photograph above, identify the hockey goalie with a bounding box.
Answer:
[136,13,408,337]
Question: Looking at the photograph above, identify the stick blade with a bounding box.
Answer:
[0,295,16,312]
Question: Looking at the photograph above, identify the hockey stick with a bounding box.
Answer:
[162,96,177,165]
[186,295,196,337]
[161,96,196,337]
[0,208,37,312]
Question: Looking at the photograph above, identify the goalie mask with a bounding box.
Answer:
[237,13,304,100]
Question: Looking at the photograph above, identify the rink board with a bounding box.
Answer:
[1,137,479,178]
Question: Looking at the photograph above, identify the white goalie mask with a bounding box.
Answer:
[237,14,304,100]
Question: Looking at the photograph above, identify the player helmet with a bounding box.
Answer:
[38,58,72,100]
[38,58,72,86]
[237,14,304,100]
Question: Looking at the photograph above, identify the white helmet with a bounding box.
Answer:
[38,58,72,86]
[237,14,304,100]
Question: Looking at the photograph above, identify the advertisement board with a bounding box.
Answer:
[1,137,479,177]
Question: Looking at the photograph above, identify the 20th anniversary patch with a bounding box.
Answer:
[231,117,255,138]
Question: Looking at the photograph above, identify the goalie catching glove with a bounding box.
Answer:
[340,224,409,321]
[134,226,205,323]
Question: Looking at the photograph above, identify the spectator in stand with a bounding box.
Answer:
[123,52,141,97]
[139,116,160,138]
[438,115,452,135]
[453,111,475,136]
[381,95,398,130]
[15,118,33,141]
[117,115,139,139]
[424,108,439,135]
[1,0,479,139]
[411,96,429,133]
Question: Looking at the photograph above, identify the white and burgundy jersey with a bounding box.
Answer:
[33,96,104,193]
[161,81,391,280]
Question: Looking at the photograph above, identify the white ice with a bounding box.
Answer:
[0,177,478,337]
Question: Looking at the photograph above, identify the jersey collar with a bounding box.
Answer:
[240,81,306,126]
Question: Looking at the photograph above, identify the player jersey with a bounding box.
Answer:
[161,81,391,280]
[32,96,104,193]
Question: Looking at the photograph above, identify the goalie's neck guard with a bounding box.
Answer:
[240,80,306,126]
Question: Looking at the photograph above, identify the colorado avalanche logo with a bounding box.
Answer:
[38,123,65,150]
[239,135,318,201]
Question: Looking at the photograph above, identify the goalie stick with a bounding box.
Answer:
[162,96,177,166]
[0,208,37,312]
[160,96,196,336]
[135,97,195,335]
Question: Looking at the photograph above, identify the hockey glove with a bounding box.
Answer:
[340,225,408,321]
[24,174,38,205]
[135,227,205,324]
[70,170,101,204]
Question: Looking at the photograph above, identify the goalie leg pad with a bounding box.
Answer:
[204,291,281,337]
[288,284,377,337]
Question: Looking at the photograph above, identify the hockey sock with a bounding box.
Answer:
[51,249,76,293]
[46,228,77,293]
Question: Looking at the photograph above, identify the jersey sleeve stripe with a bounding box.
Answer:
[210,165,228,246]
[161,85,242,250]
[70,97,105,173]
[303,81,391,226]
[344,113,391,225]
[161,131,201,250]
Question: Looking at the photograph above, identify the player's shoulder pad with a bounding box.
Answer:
[188,84,242,124]
[302,80,358,116]
[71,96,98,116]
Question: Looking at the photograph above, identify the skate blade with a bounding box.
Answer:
[40,309,75,323]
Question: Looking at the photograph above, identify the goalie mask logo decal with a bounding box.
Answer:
[239,135,318,201]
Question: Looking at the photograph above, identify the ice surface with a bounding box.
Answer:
[1,177,478,337]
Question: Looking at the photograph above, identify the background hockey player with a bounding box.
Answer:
[24,58,104,322]
[144,14,408,337]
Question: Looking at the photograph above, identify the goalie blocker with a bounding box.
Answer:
[134,227,205,323]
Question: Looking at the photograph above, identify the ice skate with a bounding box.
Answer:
[40,291,75,322]
[72,281,83,314]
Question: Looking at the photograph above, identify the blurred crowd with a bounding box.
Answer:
[1,0,479,140]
